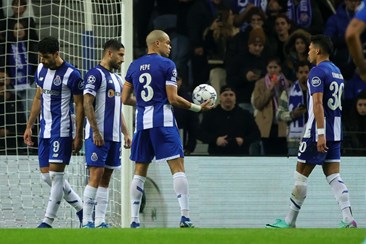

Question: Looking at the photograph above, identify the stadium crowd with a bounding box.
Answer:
[0,0,365,156]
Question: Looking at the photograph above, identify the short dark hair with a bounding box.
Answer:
[311,34,333,56]
[220,85,236,95]
[38,36,59,54]
[294,61,310,72]
[103,39,125,52]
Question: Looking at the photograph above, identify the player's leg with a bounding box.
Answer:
[41,162,66,227]
[40,170,83,225]
[129,130,153,228]
[152,127,191,227]
[37,138,71,228]
[284,162,315,226]
[94,141,122,228]
[94,168,113,228]
[82,139,108,228]
[267,139,318,228]
[322,142,356,228]
[130,163,149,228]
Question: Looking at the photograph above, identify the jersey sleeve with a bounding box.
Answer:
[308,66,326,95]
[165,60,177,87]
[34,63,43,88]
[84,69,102,96]
[68,69,84,95]
[355,1,366,22]
[124,62,134,86]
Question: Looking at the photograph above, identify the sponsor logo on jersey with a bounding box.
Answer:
[53,75,62,86]
[311,76,321,87]
[108,89,121,97]
[42,89,61,96]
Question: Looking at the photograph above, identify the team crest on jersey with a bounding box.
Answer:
[91,152,98,162]
[311,76,321,87]
[87,75,96,84]
[53,75,62,86]
[108,89,115,97]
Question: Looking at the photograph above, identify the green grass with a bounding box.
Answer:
[0,228,365,244]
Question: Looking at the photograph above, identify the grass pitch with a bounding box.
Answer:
[1,228,365,244]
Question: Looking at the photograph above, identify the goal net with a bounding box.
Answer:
[0,0,133,228]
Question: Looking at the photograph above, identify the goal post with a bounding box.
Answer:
[0,0,133,228]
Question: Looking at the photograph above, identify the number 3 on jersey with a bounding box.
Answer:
[327,81,344,111]
[139,73,154,102]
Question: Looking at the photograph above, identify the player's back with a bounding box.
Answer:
[125,53,177,131]
[306,61,343,141]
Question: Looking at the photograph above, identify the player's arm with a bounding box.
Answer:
[166,85,212,112]
[312,92,328,153]
[345,18,366,81]
[84,93,104,146]
[121,114,131,149]
[121,81,136,106]
[24,87,42,146]
[73,94,84,153]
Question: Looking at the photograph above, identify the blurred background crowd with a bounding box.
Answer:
[0,0,365,156]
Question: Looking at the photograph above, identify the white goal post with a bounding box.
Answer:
[0,0,133,228]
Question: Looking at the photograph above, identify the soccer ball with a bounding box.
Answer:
[192,84,217,106]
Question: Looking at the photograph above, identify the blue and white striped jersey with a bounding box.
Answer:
[125,53,177,131]
[303,61,343,142]
[35,62,84,138]
[84,64,123,142]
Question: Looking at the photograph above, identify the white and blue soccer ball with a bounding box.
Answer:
[192,84,217,106]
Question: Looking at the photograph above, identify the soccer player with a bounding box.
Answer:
[122,29,212,228]
[266,35,357,228]
[82,39,132,228]
[23,36,84,228]
[345,0,366,81]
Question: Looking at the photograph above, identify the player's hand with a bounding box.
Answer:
[123,134,132,149]
[317,135,328,153]
[216,135,229,147]
[23,128,34,146]
[200,99,214,111]
[93,131,104,147]
[72,135,83,154]
[235,137,244,146]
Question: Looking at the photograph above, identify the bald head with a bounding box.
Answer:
[145,30,171,57]
[146,30,169,46]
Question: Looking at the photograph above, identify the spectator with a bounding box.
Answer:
[186,0,225,88]
[226,7,268,58]
[324,0,362,80]
[283,29,311,81]
[226,27,268,113]
[0,69,27,155]
[267,13,293,64]
[276,61,309,155]
[286,0,324,34]
[343,68,366,117]
[6,20,38,116]
[174,76,199,155]
[198,85,261,155]
[230,0,267,32]
[203,8,238,97]
[252,57,290,155]
[343,90,366,156]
